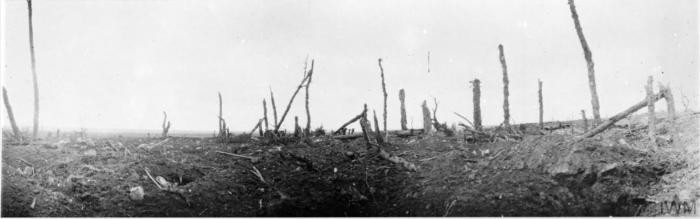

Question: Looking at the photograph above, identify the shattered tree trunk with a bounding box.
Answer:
[27,0,39,139]
[569,0,602,126]
[373,110,384,145]
[359,104,373,145]
[294,116,300,137]
[2,87,21,139]
[263,99,269,131]
[583,92,664,138]
[270,87,278,128]
[538,79,544,129]
[161,111,171,138]
[498,44,511,129]
[378,59,388,142]
[304,60,314,135]
[646,76,655,138]
[581,109,588,132]
[421,100,432,134]
[399,89,408,130]
[276,60,313,131]
[471,79,482,131]
[218,92,223,137]
[659,84,676,120]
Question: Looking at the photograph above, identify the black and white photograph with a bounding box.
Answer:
[1,0,698,216]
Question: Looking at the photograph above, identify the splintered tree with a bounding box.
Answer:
[421,100,432,133]
[646,76,655,138]
[263,99,269,131]
[659,83,676,120]
[270,87,278,127]
[3,87,21,140]
[378,58,388,142]
[581,109,588,132]
[161,111,171,138]
[26,0,40,139]
[470,79,482,131]
[373,110,384,145]
[304,59,314,135]
[498,44,511,129]
[538,79,544,129]
[276,59,313,132]
[399,89,408,130]
[568,0,602,126]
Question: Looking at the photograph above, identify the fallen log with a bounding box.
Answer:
[583,92,664,138]
[275,61,313,131]
[333,133,363,140]
[334,107,368,135]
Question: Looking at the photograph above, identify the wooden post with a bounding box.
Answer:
[646,76,655,138]
[581,109,588,132]
[2,87,21,139]
[161,111,171,138]
[270,87,278,128]
[26,0,40,139]
[659,84,676,120]
[399,89,408,130]
[498,44,511,129]
[263,99,269,131]
[359,104,373,145]
[378,59,388,142]
[373,110,384,145]
[294,116,300,137]
[471,79,482,131]
[568,0,602,126]
[304,60,315,135]
[583,92,663,138]
[538,79,544,129]
[276,60,313,131]
[421,100,432,133]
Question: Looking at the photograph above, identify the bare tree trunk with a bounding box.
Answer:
[581,109,588,132]
[646,76,655,138]
[421,100,432,134]
[276,60,313,131]
[498,44,511,129]
[471,79,482,131]
[568,0,602,126]
[538,79,544,129]
[270,87,278,128]
[378,59,388,142]
[359,104,373,145]
[659,84,676,120]
[161,111,171,138]
[263,99,269,131]
[26,0,39,139]
[583,92,663,138]
[373,110,384,145]
[399,89,407,130]
[218,92,223,137]
[304,60,314,135]
[3,87,21,139]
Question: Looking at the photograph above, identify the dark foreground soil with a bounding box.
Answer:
[2,112,698,216]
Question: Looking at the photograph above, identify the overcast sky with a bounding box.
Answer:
[2,0,698,133]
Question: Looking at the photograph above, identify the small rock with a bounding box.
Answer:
[83,149,97,156]
[345,151,354,157]
[617,138,628,145]
[129,186,144,201]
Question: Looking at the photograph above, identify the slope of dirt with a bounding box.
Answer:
[2,112,697,216]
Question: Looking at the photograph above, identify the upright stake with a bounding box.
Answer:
[421,100,432,133]
[581,109,588,132]
[471,79,482,131]
[294,116,300,137]
[399,89,408,130]
[568,0,602,126]
[359,104,373,145]
[373,110,384,145]
[538,79,544,129]
[2,87,21,139]
[270,87,278,128]
[646,76,655,139]
[26,0,39,139]
[263,99,269,131]
[498,44,511,129]
[161,111,171,138]
[378,58,388,142]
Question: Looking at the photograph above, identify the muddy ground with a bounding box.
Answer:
[2,112,698,216]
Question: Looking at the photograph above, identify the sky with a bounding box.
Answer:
[1,0,698,133]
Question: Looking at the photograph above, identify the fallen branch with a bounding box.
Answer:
[214,150,260,162]
[453,112,475,128]
[250,166,267,184]
[334,107,368,135]
[333,133,363,140]
[275,60,313,131]
[583,92,664,138]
